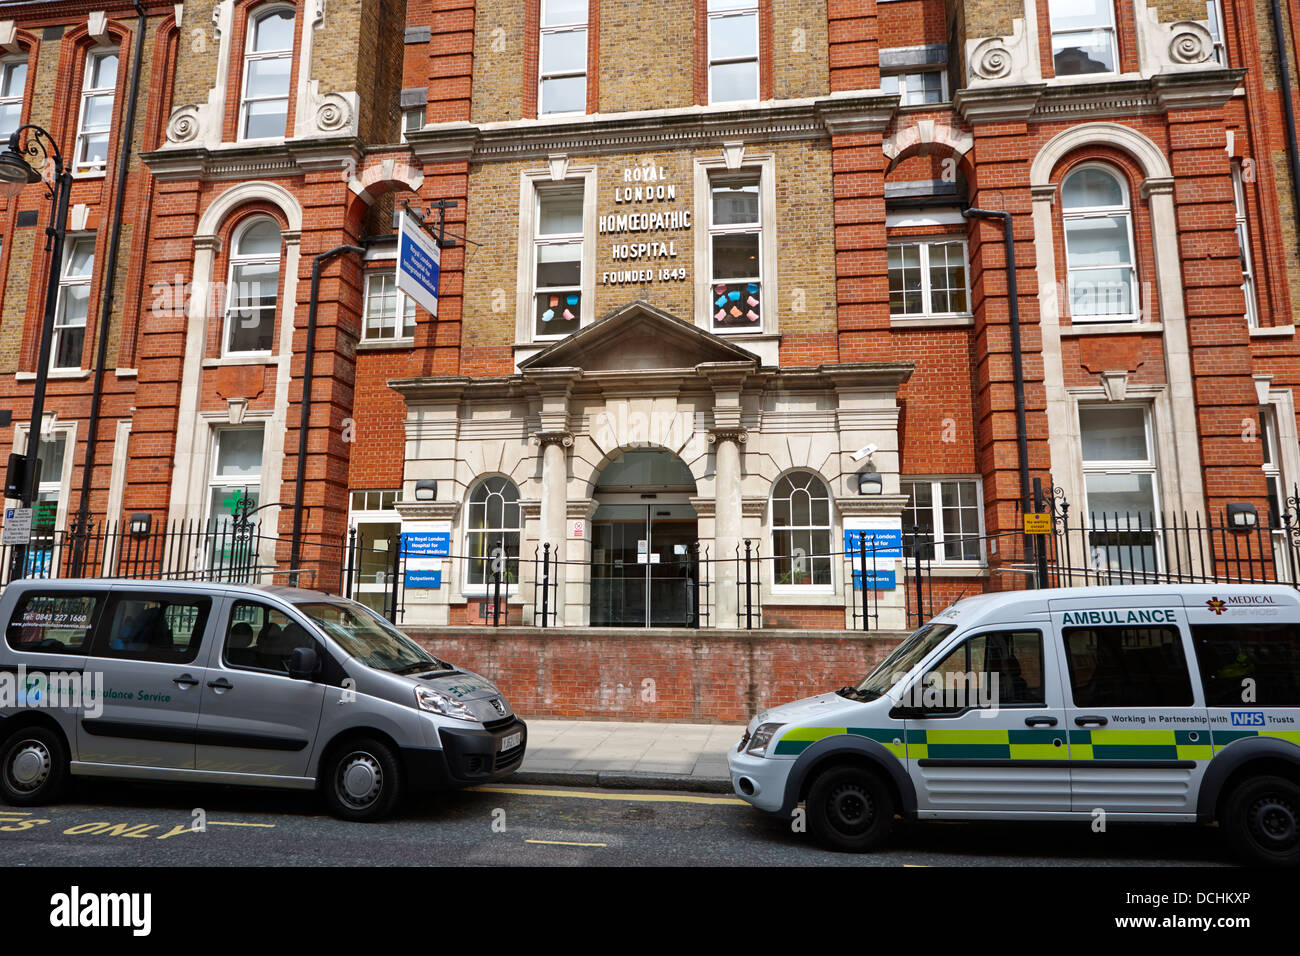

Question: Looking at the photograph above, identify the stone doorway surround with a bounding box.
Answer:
[389,301,914,628]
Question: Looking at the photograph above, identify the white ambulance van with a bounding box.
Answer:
[728,583,1300,865]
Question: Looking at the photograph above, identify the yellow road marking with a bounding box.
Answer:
[525,839,607,847]
[0,811,33,816]
[471,785,747,806]
[205,821,275,829]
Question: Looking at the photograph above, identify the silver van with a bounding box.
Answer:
[0,579,526,820]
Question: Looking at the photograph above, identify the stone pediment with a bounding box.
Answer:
[518,301,761,374]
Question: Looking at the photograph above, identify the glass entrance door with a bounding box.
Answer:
[591,502,697,627]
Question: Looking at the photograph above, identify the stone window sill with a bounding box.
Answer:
[1059,322,1162,337]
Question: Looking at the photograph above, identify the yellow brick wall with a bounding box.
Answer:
[1151,0,1212,22]
[598,0,694,113]
[471,0,526,123]
[0,227,35,374]
[172,0,220,109]
[773,0,830,100]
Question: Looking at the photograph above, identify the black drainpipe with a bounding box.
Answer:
[1272,0,1300,232]
[71,0,146,574]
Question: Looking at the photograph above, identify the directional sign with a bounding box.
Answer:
[397,210,441,317]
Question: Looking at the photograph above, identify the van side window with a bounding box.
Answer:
[1193,622,1300,706]
[5,591,102,654]
[96,594,211,665]
[225,601,317,674]
[922,630,1045,710]
[1063,626,1193,707]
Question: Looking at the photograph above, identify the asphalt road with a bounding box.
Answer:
[0,777,1239,867]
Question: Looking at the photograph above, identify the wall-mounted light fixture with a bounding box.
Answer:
[1227,502,1258,532]
[128,513,152,536]
[414,479,437,502]
[857,471,883,496]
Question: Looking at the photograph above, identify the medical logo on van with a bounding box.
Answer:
[1207,594,1279,615]
[1060,608,1178,626]
[1231,712,1266,727]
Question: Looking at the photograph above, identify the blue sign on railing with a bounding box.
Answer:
[852,568,896,591]
[400,531,450,557]
[404,568,442,588]
[844,527,903,559]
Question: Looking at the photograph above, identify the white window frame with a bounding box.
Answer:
[204,425,266,528]
[1061,163,1139,323]
[0,56,27,140]
[515,166,596,347]
[222,216,281,357]
[901,476,985,565]
[1207,0,1227,65]
[1049,0,1118,78]
[52,233,95,371]
[881,69,948,107]
[769,471,834,592]
[1232,162,1259,329]
[239,6,295,142]
[400,106,425,144]
[538,0,588,117]
[73,48,118,176]
[531,184,585,342]
[1078,402,1161,521]
[361,269,416,343]
[707,170,764,333]
[463,476,521,597]
[707,0,760,105]
[1260,405,1286,528]
[888,238,971,319]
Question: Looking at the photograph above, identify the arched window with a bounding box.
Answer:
[240,7,295,140]
[1061,164,1137,322]
[224,217,281,354]
[466,477,521,587]
[771,471,831,587]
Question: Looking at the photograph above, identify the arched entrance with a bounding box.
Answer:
[590,449,698,627]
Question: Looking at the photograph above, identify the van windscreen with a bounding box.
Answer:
[297,601,450,674]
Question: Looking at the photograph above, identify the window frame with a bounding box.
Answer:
[238,5,296,142]
[361,269,416,343]
[1077,402,1163,575]
[1061,163,1139,324]
[531,183,586,342]
[887,237,971,319]
[707,170,764,334]
[1206,0,1227,66]
[0,55,28,141]
[1048,0,1119,78]
[90,591,213,665]
[1062,624,1195,708]
[769,470,834,592]
[912,628,1048,714]
[1231,162,1258,329]
[72,48,119,176]
[1260,405,1286,528]
[901,476,985,565]
[707,0,760,105]
[222,216,282,356]
[400,106,425,144]
[537,0,588,117]
[5,589,105,655]
[881,68,948,107]
[51,233,95,371]
[205,425,266,527]
[221,599,322,676]
[464,476,522,596]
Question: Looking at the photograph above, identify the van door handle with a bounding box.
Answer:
[207,678,233,691]
[1024,716,1058,727]
[1075,715,1108,727]
[172,674,199,687]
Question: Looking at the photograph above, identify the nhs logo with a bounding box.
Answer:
[1231,712,1266,727]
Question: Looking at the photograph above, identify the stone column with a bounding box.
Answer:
[710,426,746,629]
[536,430,572,624]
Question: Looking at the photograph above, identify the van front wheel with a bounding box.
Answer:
[1224,775,1300,867]
[0,726,68,807]
[805,765,894,853]
[323,738,404,822]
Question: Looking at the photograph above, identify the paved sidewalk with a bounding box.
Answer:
[514,719,744,793]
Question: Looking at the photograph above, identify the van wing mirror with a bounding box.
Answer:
[288,646,319,680]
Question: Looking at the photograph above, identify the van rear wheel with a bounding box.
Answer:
[0,726,68,807]
[805,765,894,853]
[1224,775,1300,867]
[323,738,404,822]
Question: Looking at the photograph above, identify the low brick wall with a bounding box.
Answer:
[405,627,907,723]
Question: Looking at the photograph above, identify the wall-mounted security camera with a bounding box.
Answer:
[850,444,878,462]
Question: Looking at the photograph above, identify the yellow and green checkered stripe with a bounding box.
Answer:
[905,728,1065,760]
[773,727,905,758]
[1067,729,1211,761]
[1210,729,1300,755]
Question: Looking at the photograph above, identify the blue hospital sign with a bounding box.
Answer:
[397,210,441,317]
[401,526,451,590]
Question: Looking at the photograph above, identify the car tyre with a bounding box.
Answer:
[1223,775,1300,867]
[806,764,894,853]
[323,737,404,822]
[0,725,68,807]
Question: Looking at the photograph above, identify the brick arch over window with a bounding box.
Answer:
[222,0,306,142]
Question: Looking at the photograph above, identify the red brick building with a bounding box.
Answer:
[1,0,1298,717]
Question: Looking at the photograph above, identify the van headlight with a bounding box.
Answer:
[746,723,784,757]
[415,686,477,721]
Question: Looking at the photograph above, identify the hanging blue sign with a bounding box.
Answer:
[397,210,441,317]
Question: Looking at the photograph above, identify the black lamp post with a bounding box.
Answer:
[0,126,72,580]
